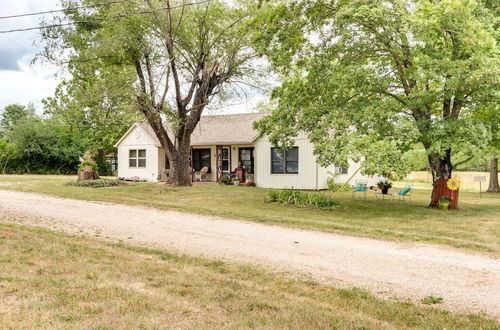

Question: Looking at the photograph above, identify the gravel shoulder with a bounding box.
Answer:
[1,190,499,319]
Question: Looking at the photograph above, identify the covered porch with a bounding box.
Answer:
[189,144,255,183]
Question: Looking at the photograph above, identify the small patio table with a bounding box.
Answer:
[375,193,394,200]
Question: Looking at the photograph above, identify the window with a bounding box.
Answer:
[239,148,254,174]
[335,163,349,174]
[192,149,211,172]
[129,149,146,168]
[271,147,298,174]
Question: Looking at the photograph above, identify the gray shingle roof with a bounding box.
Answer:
[137,112,266,146]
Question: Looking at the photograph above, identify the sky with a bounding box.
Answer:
[0,1,265,115]
[0,0,61,112]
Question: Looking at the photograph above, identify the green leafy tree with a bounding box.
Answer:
[40,0,261,186]
[43,63,140,175]
[0,103,35,136]
[0,139,16,174]
[6,116,88,174]
[253,0,499,206]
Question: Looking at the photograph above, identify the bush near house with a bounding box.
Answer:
[326,177,349,193]
[66,179,123,188]
[266,189,344,210]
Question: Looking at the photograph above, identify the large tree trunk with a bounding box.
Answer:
[487,158,500,192]
[427,149,459,208]
[166,143,192,186]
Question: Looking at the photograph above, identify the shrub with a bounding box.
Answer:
[218,174,232,185]
[66,179,123,188]
[78,161,99,172]
[266,190,279,202]
[265,189,344,210]
[327,177,348,192]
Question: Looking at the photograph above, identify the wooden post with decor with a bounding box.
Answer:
[189,148,193,183]
[216,145,223,181]
[430,179,460,209]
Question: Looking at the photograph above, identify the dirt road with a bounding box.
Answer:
[1,190,499,319]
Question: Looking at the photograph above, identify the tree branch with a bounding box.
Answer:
[144,54,156,107]
[454,155,475,167]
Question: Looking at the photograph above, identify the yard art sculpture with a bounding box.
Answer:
[430,178,460,209]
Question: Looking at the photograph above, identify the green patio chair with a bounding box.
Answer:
[352,181,368,200]
[397,183,413,202]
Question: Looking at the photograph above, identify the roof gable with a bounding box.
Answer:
[114,123,161,147]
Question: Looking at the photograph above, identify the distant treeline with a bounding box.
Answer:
[0,104,125,175]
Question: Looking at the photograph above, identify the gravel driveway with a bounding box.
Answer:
[1,190,499,319]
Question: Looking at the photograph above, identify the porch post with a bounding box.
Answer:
[216,145,223,181]
[189,147,193,182]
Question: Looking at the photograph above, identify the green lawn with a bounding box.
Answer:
[0,174,499,255]
[0,223,497,329]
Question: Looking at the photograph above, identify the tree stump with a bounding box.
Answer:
[429,179,459,209]
[78,169,100,181]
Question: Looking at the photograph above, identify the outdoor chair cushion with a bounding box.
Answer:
[398,187,411,195]
[354,184,367,192]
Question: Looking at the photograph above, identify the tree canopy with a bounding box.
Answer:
[0,105,88,174]
[40,0,262,185]
[0,139,16,174]
[253,0,499,187]
[0,103,35,136]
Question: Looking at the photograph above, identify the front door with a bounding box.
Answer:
[239,148,254,174]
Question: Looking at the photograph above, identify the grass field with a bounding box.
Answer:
[0,223,497,329]
[0,174,499,255]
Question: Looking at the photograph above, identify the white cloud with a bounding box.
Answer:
[0,56,60,112]
[0,0,61,111]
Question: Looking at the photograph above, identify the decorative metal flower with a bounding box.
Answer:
[447,178,460,191]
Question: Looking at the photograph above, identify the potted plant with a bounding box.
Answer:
[438,196,452,210]
[377,180,392,194]
[218,174,231,185]
[232,176,240,186]
[245,174,255,186]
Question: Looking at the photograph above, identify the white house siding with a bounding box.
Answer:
[254,134,327,190]
[254,135,379,190]
[117,125,161,182]
[330,160,380,187]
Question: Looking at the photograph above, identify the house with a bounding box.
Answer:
[114,113,379,189]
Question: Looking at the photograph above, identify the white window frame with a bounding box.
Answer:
[129,149,146,168]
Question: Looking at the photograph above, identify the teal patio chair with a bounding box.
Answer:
[397,183,413,202]
[352,181,368,200]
